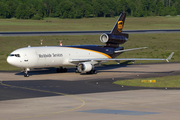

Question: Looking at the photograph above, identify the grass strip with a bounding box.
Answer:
[0,33,179,71]
[0,16,180,31]
[113,75,180,88]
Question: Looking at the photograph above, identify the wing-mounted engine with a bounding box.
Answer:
[77,62,97,74]
[77,62,93,73]
[100,33,128,47]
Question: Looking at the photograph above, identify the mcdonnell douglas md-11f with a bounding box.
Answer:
[7,13,174,77]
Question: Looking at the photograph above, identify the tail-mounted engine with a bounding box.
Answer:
[100,33,128,47]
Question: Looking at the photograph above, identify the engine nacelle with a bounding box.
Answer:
[77,62,93,73]
[100,33,128,44]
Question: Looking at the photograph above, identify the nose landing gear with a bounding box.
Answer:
[24,68,30,77]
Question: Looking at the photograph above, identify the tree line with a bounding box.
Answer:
[0,0,180,19]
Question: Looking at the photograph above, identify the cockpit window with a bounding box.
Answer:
[9,54,20,57]
[9,54,15,56]
[15,54,20,57]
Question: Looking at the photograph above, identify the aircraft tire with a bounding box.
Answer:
[24,73,29,77]
[63,68,67,72]
[56,68,60,73]
[90,70,94,74]
[86,71,91,74]
[86,70,97,74]
[93,70,97,74]
[75,68,80,73]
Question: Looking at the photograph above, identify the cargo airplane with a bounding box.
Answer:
[7,13,174,77]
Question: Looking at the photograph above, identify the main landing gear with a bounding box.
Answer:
[86,70,97,74]
[57,67,67,73]
[75,68,80,73]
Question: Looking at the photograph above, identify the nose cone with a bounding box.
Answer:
[7,56,13,65]
[7,56,17,66]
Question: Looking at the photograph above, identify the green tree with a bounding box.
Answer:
[177,0,180,14]
[0,0,180,19]
[6,0,18,18]
[116,0,123,14]
[15,3,35,19]
[157,1,164,16]
[127,0,136,16]
[37,2,46,18]
[92,0,102,17]
[121,0,128,13]
[169,6,177,16]
[83,3,93,18]
[134,0,144,17]
[49,0,58,17]
[43,0,51,17]
[0,2,9,18]
[148,0,157,16]
[56,0,74,18]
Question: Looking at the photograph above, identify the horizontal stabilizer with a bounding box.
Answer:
[114,47,147,53]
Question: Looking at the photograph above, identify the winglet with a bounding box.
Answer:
[166,52,174,62]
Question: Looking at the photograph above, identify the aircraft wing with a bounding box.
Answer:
[69,52,174,63]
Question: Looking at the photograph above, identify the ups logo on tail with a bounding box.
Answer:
[118,21,123,32]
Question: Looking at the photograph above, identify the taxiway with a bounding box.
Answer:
[0,29,180,36]
[0,63,180,120]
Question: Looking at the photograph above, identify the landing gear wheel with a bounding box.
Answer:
[57,68,60,73]
[24,73,29,77]
[90,70,94,74]
[24,68,30,77]
[63,68,67,72]
[86,70,97,74]
[75,68,80,73]
[57,67,67,73]
[93,70,97,74]
[86,71,90,74]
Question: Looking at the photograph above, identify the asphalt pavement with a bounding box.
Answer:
[1,63,180,120]
[0,29,180,36]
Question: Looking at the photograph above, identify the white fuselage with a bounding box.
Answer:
[7,46,110,69]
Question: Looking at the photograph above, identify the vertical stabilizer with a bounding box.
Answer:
[100,13,128,48]
[110,13,126,35]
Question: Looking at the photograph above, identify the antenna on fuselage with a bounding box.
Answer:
[60,40,63,46]
[40,39,43,45]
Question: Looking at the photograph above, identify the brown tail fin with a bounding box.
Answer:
[110,13,126,35]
